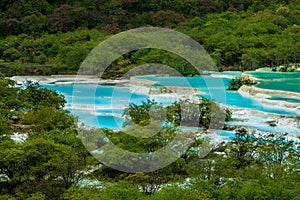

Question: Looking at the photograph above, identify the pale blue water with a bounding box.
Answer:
[216,130,236,141]
[246,71,300,93]
[136,75,299,116]
[211,71,243,77]
[44,84,148,128]
[42,73,300,130]
[267,95,300,103]
[45,84,148,106]
[226,121,300,135]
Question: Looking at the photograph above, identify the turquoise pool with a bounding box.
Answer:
[246,71,300,93]
[216,130,236,141]
[42,72,300,130]
[136,75,299,116]
[267,95,300,103]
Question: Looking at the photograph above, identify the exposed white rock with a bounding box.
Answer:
[11,132,27,143]
[239,85,300,109]
[222,104,300,135]
[10,75,129,85]
[254,93,272,99]
[125,77,204,103]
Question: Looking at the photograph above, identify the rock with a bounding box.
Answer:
[238,85,300,109]
[254,93,271,99]
[266,120,277,127]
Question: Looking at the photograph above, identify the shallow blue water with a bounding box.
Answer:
[45,84,148,106]
[216,130,236,141]
[42,74,300,129]
[268,95,300,103]
[137,75,299,116]
[246,71,300,93]
[43,84,148,128]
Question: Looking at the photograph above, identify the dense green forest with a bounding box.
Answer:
[0,75,300,199]
[0,0,299,76]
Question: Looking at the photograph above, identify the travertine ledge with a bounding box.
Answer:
[238,85,300,109]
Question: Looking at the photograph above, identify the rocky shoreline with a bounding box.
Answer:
[223,104,300,134]
[239,85,300,110]
[10,75,129,85]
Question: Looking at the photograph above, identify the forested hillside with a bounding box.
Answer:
[0,0,299,76]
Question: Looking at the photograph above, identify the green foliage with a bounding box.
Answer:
[0,1,299,75]
[0,29,107,76]
[101,48,200,79]
[149,185,210,200]
[64,182,143,200]
[226,128,259,169]
[20,14,48,34]
[227,75,257,90]
[105,128,174,153]
[0,77,93,199]
[123,98,231,130]
[100,181,143,199]
[19,81,65,109]
[62,186,102,200]
[123,99,162,127]
[166,98,231,129]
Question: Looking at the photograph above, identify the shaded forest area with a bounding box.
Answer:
[0,0,299,76]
